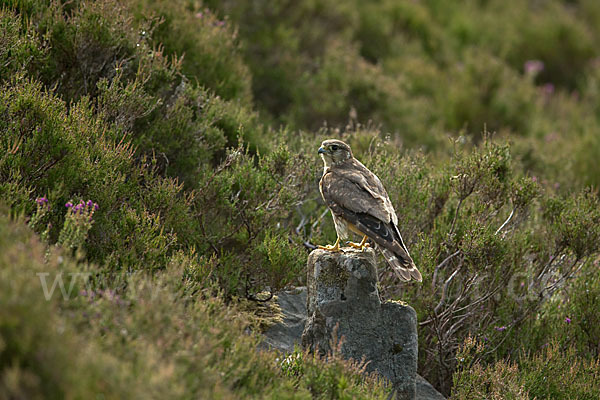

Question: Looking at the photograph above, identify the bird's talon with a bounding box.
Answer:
[346,236,370,251]
[318,238,341,252]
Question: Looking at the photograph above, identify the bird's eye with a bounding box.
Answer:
[331,145,338,151]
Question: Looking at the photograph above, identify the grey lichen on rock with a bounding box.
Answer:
[302,248,419,400]
[305,247,378,317]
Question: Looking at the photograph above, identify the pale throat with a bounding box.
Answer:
[320,152,350,171]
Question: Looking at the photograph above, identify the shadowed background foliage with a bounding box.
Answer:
[1,0,600,398]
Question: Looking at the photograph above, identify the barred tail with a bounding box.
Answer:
[380,247,423,282]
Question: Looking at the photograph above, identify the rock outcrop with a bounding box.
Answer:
[261,248,445,400]
[301,248,418,399]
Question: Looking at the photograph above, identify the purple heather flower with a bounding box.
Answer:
[541,83,554,96]
[94,203,99,210]
[565,317,571,324]
[524,60,544,75]
[87,200,94,207]
[35,197,48,205]
[65,201,73,208]
[495,326,507,332]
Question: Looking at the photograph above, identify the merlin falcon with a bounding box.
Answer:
[317,139,422,282]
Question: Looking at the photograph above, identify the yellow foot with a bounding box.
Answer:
[346,236,370,251]
[318,238,341,252]
[346,241,371,250]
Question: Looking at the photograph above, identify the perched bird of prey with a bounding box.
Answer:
[317,139,422,282]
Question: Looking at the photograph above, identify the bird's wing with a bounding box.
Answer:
[321,167,422,282]
[335,159,398,225]
[323,160,389,219]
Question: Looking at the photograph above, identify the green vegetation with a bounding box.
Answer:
[0,211,388,399]
[1,0,600,398]
[451,338,600,400]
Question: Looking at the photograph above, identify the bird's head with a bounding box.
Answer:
[318,139,353,167]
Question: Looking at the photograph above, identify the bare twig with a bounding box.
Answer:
[448,198,463,238]
[495,207,515,236]
[434,267,461,314]
[432,250,461,290]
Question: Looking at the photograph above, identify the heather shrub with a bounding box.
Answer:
[56,199,99,252]
[5,0,266,159]
[437,49,538,136]
[410,0,599,90]
[192,144,312,299]
[500,1,597,90]
[0,212,391,399]
[205,0,359,121]
[0,8,46,80]
[0,77,305,296]
[0,212,140,399]
[204,0,379,131]
[451,338,600,400]
[400,143,598,394]
[1,1,298,297]
[353,0,444,63]
[284,42,433,147]
[35,0,152,103]
[130,0,253,105]
[0,78,194,272]
[528,265,600,361]
[203,0,600,180]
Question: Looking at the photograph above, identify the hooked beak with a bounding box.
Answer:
[318,147,328,154]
